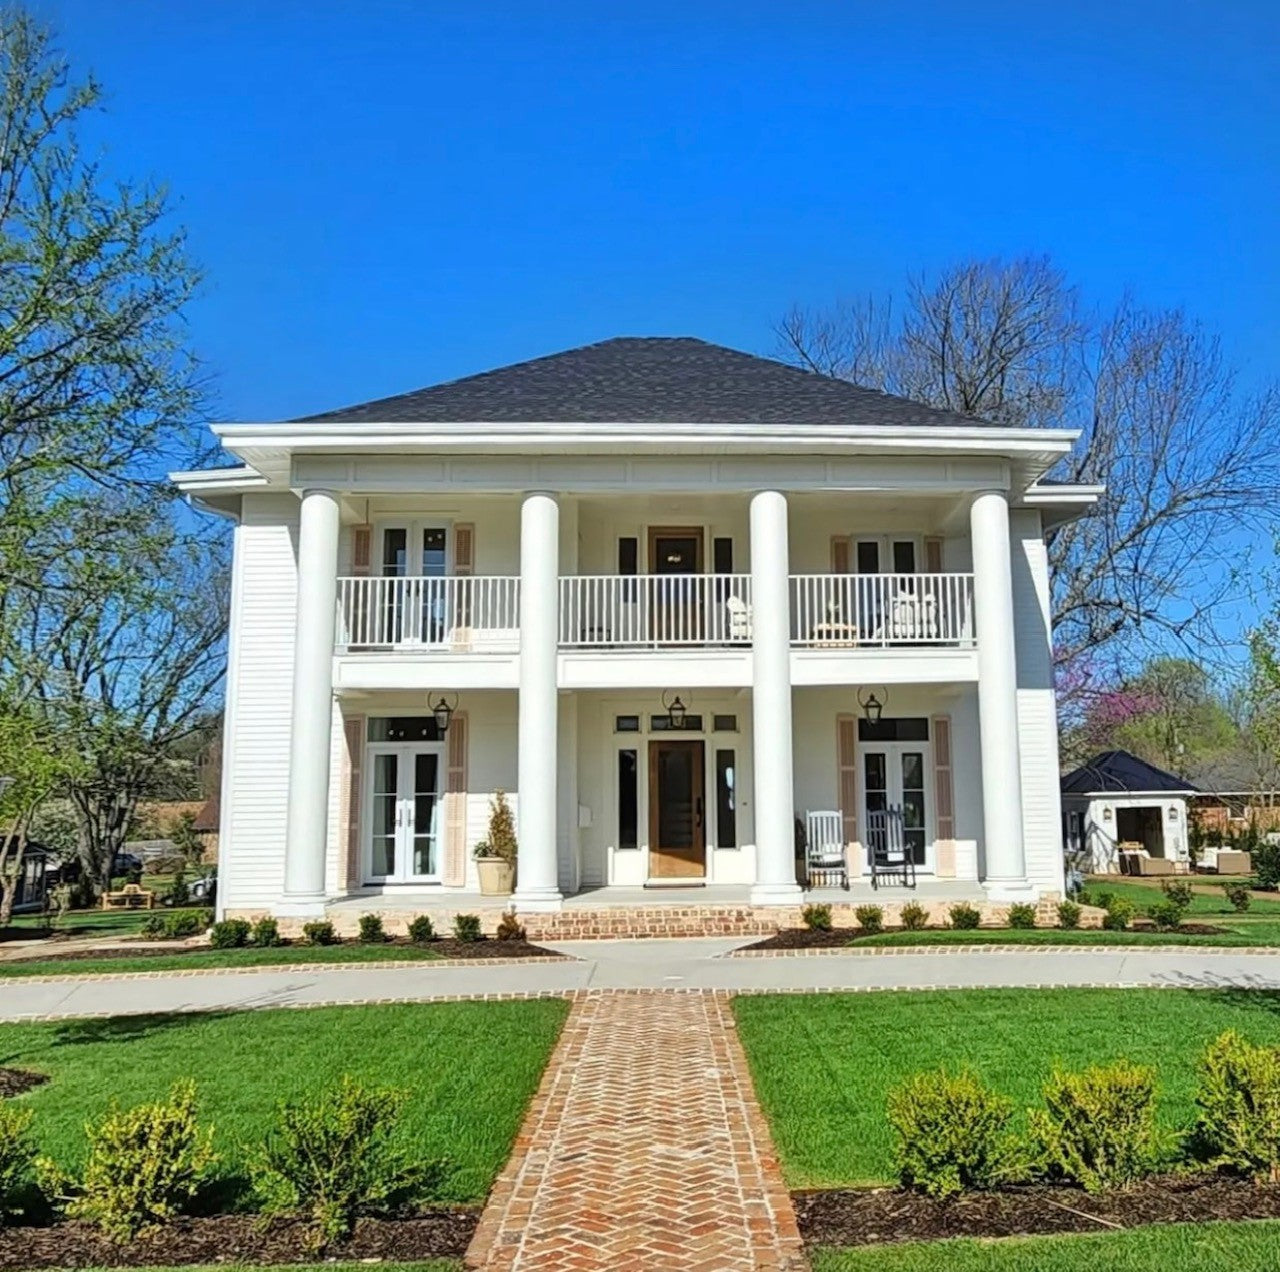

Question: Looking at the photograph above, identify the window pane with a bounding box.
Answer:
[713,537,733,573]
[893,541,916,573]
[421,528,447,578]
[618,537,638,575]
[618,750,638,850]
[382,528,408,576]
[901,751,924,790]
[716,749,736,849]
[856,541,880,574]
[713,714,738,732]
[411,753,440,876]
[650,714,703,732]
[370,753,398,877]
[368,717,443,742]
[858,717,930,743]
[864,752,887,792]
[615,715,640,733]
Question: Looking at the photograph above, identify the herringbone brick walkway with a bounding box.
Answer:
[466,990,807,1271]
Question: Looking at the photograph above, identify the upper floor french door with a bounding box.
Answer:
[378,522,450,645]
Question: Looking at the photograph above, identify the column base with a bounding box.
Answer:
[275,894,328,919]
[512,887,564,913]
[983,880,1039,904]
[749,882,804,907]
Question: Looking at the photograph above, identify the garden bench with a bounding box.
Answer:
[100,882,155,910]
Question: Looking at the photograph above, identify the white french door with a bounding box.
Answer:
[365,743,445,884]
[860,742,932,871]
[378,522,450,645]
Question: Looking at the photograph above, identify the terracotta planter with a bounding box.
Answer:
[476,857,515,896]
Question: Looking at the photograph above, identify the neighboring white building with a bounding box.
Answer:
[1061,750,1197,874]
[174,337,1099,922]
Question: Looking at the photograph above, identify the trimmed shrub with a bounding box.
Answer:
[1161,878,1196,908]
[407,914,435,944]
[1029,1060,1161,1192]
[301,921,338,947]
[495,913,526,942]
[1101,897,1135,932]
[1007,903,1037,930]
[251,916,282,947]
[1146,899,1185,932]
[1255,839,1280,890]
[1192,1030,1280,1182]
[252,1075,442,1248]
[38,1080,216,1240]
[948,903,981,931]
[357,913,387,944]
[1223,884,1252,913]
[854,905,883,936]
[801,903,833,932]
[452,914,482,943]
[900,901,928,931]
[208,918,251,949]
[0,1104,35,1225]
[1057,900,1081,930]
[887,1069,1023,1198]
[141,909,211,941]
[168,870,190,907]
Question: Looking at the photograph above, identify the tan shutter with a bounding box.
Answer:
[352,526,373,575]
[924,536,944,574]
[442,712,469,886]
[830,535,852,574]
[342,714,365,890]
[453,524,475,576]
[837,713,859,847]
[932,713,956,877]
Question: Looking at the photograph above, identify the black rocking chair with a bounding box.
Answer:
[867,805,917,890]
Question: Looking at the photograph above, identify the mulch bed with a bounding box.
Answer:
[796,1174,1280,1249]
[0,1210,478,1269]
[0,1067,49,1098]
[745,921,1234,950]
[10,937,561,966]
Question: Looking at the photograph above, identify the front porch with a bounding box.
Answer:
[318,879,1048,940]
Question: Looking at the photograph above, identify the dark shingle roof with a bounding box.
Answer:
[1061,750,1198,796]
[295,336,998,428]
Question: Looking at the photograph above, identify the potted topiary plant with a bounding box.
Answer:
[474,790,517,896]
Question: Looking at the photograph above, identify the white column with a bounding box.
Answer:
[970,489,1033,900]
[281,488,341,916]
[513,491,563,911]
[749,490,802,905]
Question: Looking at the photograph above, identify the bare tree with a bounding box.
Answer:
[777,257,1280,676]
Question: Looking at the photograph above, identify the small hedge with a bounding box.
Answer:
[1007,903,1037,930]
[357,914,387,944]
[854,905,883,935]
[1030,1060,1162,1193]
[251,916,282,947]
[887,1069,1021,1198]
[301,921,338,947]
[1193,1030,1280,1181]
[452,914,482,943]
[1101,897,1135,932]
[899,901,928,931]
[495,913,526,942]
[948,903,981,931]
[209,918,251,949]
[0,1104,34,1224]
[1057,900,1081,929]
[407,915,435,944]
[802,903,832,932]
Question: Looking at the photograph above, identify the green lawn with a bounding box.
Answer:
[0,942,452,976]
[811,1221,1280,1272]
[733,988,1280,1189]
[5,908,163,939]
[1,999,568,1204]
[852,921,1280,948]
[1081,878,1280,916]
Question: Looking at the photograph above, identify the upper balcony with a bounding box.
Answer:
[334,572,975,654]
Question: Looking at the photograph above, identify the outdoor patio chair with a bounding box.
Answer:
[866,805,916,890]
[725,594,753,642]
[804,810,848,889]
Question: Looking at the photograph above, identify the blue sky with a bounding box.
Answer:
[38,0,1280,422]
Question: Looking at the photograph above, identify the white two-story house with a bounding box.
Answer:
[174,337,1098,927]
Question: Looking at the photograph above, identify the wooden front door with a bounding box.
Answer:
[648,739,706,879]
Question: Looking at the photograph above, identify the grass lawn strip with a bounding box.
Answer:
[0,999,568,1205]
[1082,878,1280,916]
[732,987,1280,1189]
[810,1220,1280,1271]
[851,923,1280,948]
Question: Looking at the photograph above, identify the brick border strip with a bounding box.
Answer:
[0,954,573,985]
[728,943,1280,958]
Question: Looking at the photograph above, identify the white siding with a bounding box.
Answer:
[219,493,299,909]
[1011,510,1066,895]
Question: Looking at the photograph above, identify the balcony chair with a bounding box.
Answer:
[876,593,939,642]
[804,810,848,889]
[867,805,917,890]
[725,594,753,642]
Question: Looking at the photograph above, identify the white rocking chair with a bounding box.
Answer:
[805,810,848,889]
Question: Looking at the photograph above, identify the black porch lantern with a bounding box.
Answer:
[662,690,688,730]
[429,693,458,735]
[857,687,886,725]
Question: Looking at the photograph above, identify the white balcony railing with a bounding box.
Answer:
[336,572,975,653]
[337,576,521,651]
[559,574,753,648]
[789,573,974,647]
